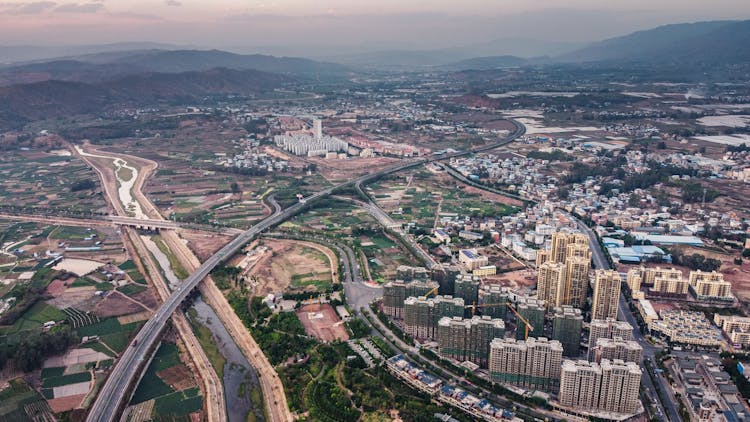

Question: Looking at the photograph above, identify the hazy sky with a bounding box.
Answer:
[1,0,748,51]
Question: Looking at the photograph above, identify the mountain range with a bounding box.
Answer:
[327,20,750,70]
[0,19,748,131]
[0,67,290,130]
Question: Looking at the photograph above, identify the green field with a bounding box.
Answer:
[290,272,332,290]
[40,367,65,378]
[49,225,101,241]
[42,371,91,388]
[0,302,67,335]
[76,318,141,353]
[118,260,147,284]
[131,342,182,404]
[153,387,202,416]
[0,151,106,214]
[117,283,147,296]
[118,260,138,271]
[0,378,47,420]
[82,341,116,357]
[130,341,202,418]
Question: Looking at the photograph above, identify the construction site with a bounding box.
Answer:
[296,302,349,342]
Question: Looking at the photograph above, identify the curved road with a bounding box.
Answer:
[86,120,525,421]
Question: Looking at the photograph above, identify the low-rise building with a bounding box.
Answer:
[649,310,724,348]
[459,249,489,270]
[689,270,734,301]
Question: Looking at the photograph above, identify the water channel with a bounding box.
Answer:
[142,235,264,421]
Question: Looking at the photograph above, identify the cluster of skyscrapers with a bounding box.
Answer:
[378,227,647,418]
[536,231,592,309]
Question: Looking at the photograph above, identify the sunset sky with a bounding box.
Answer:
[1,1,748,49]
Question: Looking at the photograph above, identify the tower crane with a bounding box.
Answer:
[424,286,439,298]
[465,302,507,317]
[507,303,534,341]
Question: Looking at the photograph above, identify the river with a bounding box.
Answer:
[191,297,265,422]
[140,234,264,420]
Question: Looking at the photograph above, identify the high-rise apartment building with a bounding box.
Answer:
[382,279,438,318]
[396,265,430,282]
[643,267,683,285]
[454,274,481,306]
[489,337,563,392]
[550,231,589,264]
[403,295,465,340]
[437,315,505,368]
[563,256,590,308]
[478,284,508,319]
[516,296,546,340]
[591,338,643,364]
[536,231,591,309]
[689,270,733,300]
[626,267,643,292]
[552,306,583,357]
[591,270,621,321]
[558,359,641,415]
[383,281,406,318]
[588,318,634,359]
[537,262,566,308]
[652,275,690,296]
[313,118,322,140]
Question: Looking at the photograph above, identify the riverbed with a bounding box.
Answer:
[191,297,265,422]
[75,146,145,218]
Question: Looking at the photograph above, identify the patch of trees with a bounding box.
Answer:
[527,149,573,161]
[307,380,360,422]
[70,179,97,192]
[211,265,242,290]
[670,249,721,272]
[563,163,617,184]
[681,182,719,203]
[597,162,698,195]
[727,143,750,153]
[227,292,314,365]
[0,327,78,372]
[243,118,268,135]
[346,317,370,338]
[252,312,315,365]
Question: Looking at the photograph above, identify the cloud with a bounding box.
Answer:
[54,2,103,13]
[3,1,57,14]
[165,0,181,6]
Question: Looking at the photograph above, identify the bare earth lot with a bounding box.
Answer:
[249,239,334,295]
[296,303,348,342]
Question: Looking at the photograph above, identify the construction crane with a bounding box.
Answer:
[465,302,507,317]
[306,294,321,318]
[507,303,534,341]
[424,286,439,298]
